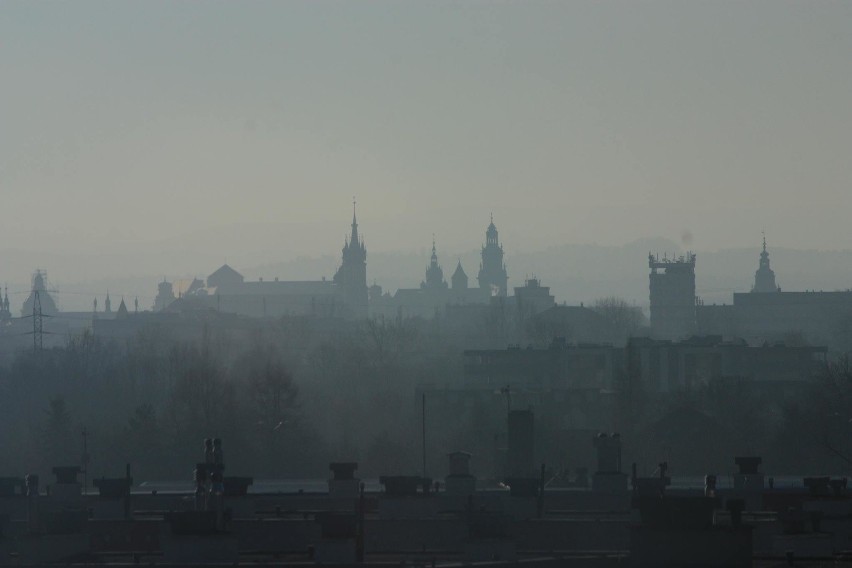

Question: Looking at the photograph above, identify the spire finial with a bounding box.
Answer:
[348,197,360,245]
[762,229,767,252]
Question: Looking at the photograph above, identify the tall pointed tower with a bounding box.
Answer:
[752,233,779,293]
[477,215,508,296]
[334,201,368,318]
[421,236,447,289]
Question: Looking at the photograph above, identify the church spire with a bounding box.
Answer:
[479,215,508,296]
[117,296,128,318]
[759,230,770,268]
[422,234,446,289]
[350,197,360,245]
[752,231,779,293]
[334,201,369,318]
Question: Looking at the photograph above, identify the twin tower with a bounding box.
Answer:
[333,207,510,318]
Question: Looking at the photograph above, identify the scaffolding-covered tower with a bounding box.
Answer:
[649,253,696,339]
[21,270,59,318]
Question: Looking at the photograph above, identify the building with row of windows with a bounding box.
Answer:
[461,335,825,394]
[649,237,852,350]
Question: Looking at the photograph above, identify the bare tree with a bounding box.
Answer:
[592,296,646,344]
[234,346,300,475]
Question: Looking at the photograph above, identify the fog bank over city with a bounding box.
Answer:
[5,3,852,564]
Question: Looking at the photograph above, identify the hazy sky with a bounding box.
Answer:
[3,1,852,261]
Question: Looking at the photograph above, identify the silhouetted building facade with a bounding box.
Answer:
[153,279,176,311]
[752,234,779,293]
[151,207,368,319]
[478,216,509,297]
[529,305,614,344]
[626,335,826,393]
[421,238,447,290]
[693,239,852,349]
[649,253,696,340]
[451,260,468,290]
[464,340,619,391]
[464,335,825,394]
[162,268,342,319]
[207,264,244,290]
[514,277,555,316]
[116,297,129,318]
[371,239,491,319]
[333,205,369,318]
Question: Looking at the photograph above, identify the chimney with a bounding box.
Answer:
[446,452,476,495]
[328,463,360,501]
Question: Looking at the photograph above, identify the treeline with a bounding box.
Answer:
[0,328,315,481]
[0,304,846,484]
[614,360,852,476]
[0,315,461,483]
